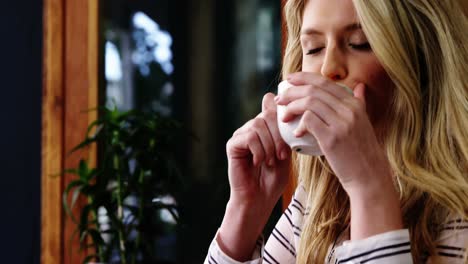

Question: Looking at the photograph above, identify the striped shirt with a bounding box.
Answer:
[205,184,468,263]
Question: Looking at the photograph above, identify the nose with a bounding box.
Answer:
[320,45,347,81]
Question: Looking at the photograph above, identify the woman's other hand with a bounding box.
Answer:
[226,92,291,207]
[217,93,291,261]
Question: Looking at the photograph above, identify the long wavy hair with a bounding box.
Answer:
[282,0,468,263]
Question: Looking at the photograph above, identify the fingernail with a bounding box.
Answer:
[286,74,293,81]
[274,96,280,102]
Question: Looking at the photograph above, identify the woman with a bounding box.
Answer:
[205,0,468,263]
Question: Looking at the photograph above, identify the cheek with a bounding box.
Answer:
[359,62,394,124]
[301,57,322,72]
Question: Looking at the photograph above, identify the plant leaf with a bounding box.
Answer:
[78,204,94,234]
[68,137,96,155]
[78,160,89,181]
[70,185,84,213]
[63,179,84,223]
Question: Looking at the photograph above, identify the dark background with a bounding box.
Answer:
[100,1,282,262]
[0,0,281,262]
[0,0,43,263]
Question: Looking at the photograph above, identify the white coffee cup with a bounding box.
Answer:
[276,80,353,156]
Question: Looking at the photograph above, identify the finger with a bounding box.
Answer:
[262,93,277,112]
[294,110,329,140]
[276,84,318,105]
[227,131,265,166]
[338,83,366,121]
[250,119,277,166]
[276,83,350,106]
[259,110,290,161]
[232,117,266,137]
[283,96,343,127]
[232,117,276,163]
[232,119,254,137]
[353,83,367,110]
[286,72,352,99]
[280,87,345,122]
[232,117,279,165]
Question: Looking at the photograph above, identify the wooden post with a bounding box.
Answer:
[62,0,99,263]
[41,0,99,263]
[41,0,65,263]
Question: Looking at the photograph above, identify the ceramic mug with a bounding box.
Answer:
[276,80,353,156]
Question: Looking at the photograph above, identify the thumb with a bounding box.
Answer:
[353,83,366,108]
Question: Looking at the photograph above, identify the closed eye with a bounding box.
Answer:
[349,43,371,51]
[306,48,323,55]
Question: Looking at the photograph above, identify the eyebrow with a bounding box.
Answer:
[301,23,362,35]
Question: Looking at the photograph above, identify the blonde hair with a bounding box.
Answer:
[282,0,468,263]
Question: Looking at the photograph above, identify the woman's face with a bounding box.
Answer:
[300,0,394,134]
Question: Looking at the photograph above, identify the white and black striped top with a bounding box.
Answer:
[205,184,468,264]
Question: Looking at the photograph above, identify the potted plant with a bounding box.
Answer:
[63,106,187,264]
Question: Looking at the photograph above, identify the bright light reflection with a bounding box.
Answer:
[132,11,174,75]
[105,41,123,81]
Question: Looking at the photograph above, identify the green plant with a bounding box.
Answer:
[63,106,187,264]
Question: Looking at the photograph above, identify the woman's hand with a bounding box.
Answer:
[226,93,291,207]
[217,93,291,261]
[276,72,402,240]
[276,71,392,195]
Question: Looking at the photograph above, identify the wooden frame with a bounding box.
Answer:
[41,0,64,262]
[41,0,99,263]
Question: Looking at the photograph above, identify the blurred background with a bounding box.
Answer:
[99,0,283,262]
[0,0,285,263]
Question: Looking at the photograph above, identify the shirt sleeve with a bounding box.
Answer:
[426,218,468,263]
[203,230,264,264]
[262,206,300,263]
[334,229,413,264]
